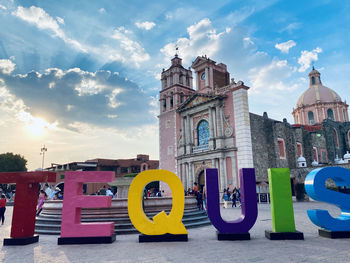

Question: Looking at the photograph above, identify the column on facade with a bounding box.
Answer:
[230,155,238,188]
[182,163,187,190]
[336,106,341,122]
[186,115,191,144]
[209,107,214,138]
[211,159,216,168]
[182,116,186,145]
[205,67,209,87]
[219,157,225,192]
[209,67,214,87]
[216,105,223,137]
[315,107,319,123]
[322,107,326,120]
[223,157,228,188]
[190,162,195,185]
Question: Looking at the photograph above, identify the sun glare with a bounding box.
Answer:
[23,115,57,136]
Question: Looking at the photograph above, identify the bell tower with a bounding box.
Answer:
[159,54,194,183]
[191,55,230,94]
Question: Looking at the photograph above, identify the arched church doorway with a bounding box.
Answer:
[197,170,205,192]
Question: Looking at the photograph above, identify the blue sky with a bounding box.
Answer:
[0,0,349,170]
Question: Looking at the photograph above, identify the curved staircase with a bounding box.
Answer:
[35,197,211,235]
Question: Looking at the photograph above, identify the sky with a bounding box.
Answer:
[0,0,350,170]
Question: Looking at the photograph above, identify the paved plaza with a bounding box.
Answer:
[0,202,349,263]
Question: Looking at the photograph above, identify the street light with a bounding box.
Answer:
[40,145,47,170]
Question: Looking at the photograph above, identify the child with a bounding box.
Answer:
[36,190,47,216]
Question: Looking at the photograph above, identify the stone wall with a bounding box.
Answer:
[290,163,350,183]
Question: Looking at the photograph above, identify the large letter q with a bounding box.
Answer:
[128,169,187,235]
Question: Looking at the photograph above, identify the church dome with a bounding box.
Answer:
[296,68,342,107]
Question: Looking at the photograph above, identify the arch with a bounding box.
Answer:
[308,111,314,125]
[334,129,339,148]
[180,92,184,103]
[197,170,205,192]
[197,120,210,146]
[170,92,174,108]
[327,108,334,120]
[163,95,167,111]
[313,147,318,162]
[311,76,315,85]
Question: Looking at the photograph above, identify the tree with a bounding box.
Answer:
[0,152,27,172]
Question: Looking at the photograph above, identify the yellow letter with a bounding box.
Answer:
[128,169,187,235]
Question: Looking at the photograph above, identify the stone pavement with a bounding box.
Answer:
[0,202,349,263]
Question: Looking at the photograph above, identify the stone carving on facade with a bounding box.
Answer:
[223,114,233,137]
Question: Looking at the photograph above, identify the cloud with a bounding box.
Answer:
[0,59,15,74]
[0,4,7,10]
[160,18,269,81]
[249,59,299,93]
[298,47,322,72]
[12,6,85,52]
[275,40,296,53]
[280,22,301,33]
[111,27,150,67]
[99,8,106,14]
[0,67,157,131]
[56,16,64,25]
[135,21,156,30]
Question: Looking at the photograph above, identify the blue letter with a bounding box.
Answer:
[305,167,350,231]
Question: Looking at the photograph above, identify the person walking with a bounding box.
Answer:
[231,188,237,207]
[0,194,6,225]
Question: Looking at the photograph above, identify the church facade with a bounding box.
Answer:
[159,55,350,195]
[159,55,253,194]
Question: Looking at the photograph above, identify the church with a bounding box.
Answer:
[158,54,350,195]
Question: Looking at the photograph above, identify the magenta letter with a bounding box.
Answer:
[60,171,114,238]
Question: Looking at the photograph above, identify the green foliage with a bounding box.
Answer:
[295,183,305,201]
[0,152,27,172]
[123,173,138,178]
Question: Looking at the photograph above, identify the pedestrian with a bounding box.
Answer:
[0,194,6,225]
[106,188,114,197]
[36,190,47,216]
[202,187,207,210]
[196,191,203,210]
[222,188,228,209]
[231,187,237,207]
[236,188,241,207]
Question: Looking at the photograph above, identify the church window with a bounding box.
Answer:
[327,109,334,120]
[334,129,339,148]
[180,92,184,103]
[297,142,302,157]
[170,92,174,108]
[313,147,318,162]
[197,120,210,146]
[311,76,315,85]
[308,111,314,125]
[163,96,167,111]
[278,138,286,159]
[186,76,190,86]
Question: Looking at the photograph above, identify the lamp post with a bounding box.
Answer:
[40,145,47,170]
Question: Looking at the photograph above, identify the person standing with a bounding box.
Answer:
[36,190,47,216]
[231,188,237,207]
[0,194,6,225]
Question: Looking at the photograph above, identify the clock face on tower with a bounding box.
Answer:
[201,72,206,80]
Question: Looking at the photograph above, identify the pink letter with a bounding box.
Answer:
[60,171,114,238]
